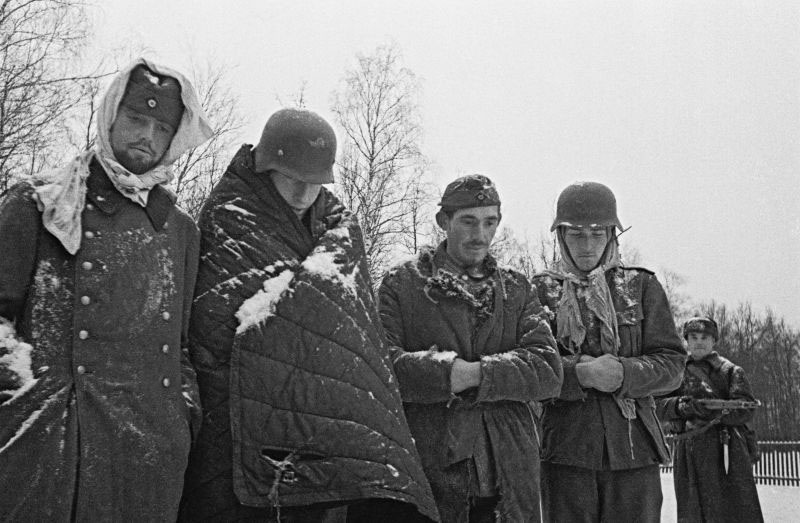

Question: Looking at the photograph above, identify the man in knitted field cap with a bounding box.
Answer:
[0,58,212,520]
[658,316,763,522]
[378,174,563,522]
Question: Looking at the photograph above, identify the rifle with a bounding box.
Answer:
[693,398,761,474]
[696,399,761,410]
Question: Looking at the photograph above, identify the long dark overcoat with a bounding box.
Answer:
[658,353,763,523]
[0,161,201,522]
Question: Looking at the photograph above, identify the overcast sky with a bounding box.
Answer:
[89,1,800,326]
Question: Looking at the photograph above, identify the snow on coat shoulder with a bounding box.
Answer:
[235,266,295,335]
[301,225,359,296]
[234,225,359,335]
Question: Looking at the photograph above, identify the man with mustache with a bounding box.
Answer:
[378,174,563,522]
[533,181,686,522]
[0,59,213,520]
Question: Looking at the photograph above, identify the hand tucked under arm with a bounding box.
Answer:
[576,353,624,393]
[451,358,481,393]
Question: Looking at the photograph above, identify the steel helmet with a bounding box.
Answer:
[254,108,337,184]
[551,181,623,231]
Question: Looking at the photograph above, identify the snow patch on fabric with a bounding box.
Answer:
[235,270,295,334]
[0,318,38,404]
[299,226,359,295]
[223,203,255,217]
[0,385,69,454]
[407,349,458,363]
[483,352,518,362]
[302,249,358,296]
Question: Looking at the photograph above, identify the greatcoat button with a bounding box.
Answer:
[161,344,169,354]
[162,311,170,321]
[162,378,170,387]
[80,296,90,305]
[82,261,93,271]
[84,231,94,239]
[76,365,86,374]
[86,203,95,211]
[78,330,89,340]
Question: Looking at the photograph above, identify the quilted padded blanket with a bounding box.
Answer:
[185,145,437,520]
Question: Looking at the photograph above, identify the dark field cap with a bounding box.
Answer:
[119,65,184,129]
[439,174,501,211]
[683,316,719,341]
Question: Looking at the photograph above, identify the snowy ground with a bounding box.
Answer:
[660,473,800,522]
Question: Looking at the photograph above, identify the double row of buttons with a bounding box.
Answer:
[76,242,174,387]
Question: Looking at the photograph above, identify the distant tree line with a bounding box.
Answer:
[691,302,800,440]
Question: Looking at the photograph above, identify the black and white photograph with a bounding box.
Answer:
[0,1,798,521]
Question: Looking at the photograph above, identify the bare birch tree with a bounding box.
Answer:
[0,0,105,191]
[660,268,690,328]
[491,228,559,279]
[170,58,245,218]
[697,301,800,440]
[331,43,434,283]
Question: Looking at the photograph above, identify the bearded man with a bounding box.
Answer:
[0,59,213,520]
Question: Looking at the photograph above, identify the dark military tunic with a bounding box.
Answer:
[533,267,686,522]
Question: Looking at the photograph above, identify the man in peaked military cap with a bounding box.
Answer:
[378,174,563,522]
[0,59,213,520]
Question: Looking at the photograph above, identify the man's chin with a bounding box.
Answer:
[119,155,154,175]
[463,252,487,266]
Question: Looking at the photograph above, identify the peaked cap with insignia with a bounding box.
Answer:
[118,64,184,129]
[438,174,501,212]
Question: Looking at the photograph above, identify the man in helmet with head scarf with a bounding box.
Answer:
[0,58,213,520]
[658,316,763,522]
[179,108,438,522]
[533,181,686,522]
[378,174,563,522]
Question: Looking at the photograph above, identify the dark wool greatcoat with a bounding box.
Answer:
[533,268,686,470]
[0,160,201,522]
[179,145,438,522]
[658,353,763,523]
[378,246,564,523]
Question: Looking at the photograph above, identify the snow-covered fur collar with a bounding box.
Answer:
[418,243,506,323]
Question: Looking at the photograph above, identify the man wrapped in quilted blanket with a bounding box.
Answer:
[179,108,439,522]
